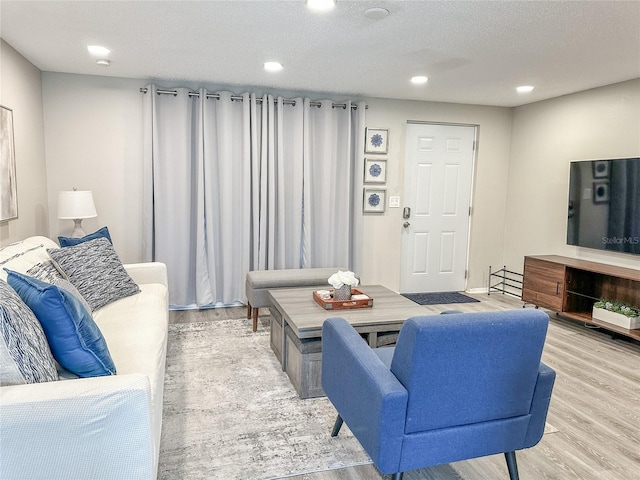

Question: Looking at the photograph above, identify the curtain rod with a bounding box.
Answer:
[139,87,366,110]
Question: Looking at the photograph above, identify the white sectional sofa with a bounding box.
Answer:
[0,236,169,480]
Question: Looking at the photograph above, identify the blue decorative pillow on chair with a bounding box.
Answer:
[58,226,112,247]
[6,270,116,377]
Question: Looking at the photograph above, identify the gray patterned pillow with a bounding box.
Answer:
[0,280,58,385]
[26,260,63,283]
[27,261,93,313]
[47,238,140,311]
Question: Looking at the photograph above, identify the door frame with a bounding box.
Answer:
[400,120,479,293]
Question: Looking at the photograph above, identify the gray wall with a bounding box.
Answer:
[505,79,640,272]
[4,45,640,288]
[42,73,145,263]
[41,72,514,287]
[362,97,512,291]
[0,41,48,245]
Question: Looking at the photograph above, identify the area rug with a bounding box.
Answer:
[158,319,372,480]
[402,291,480,305]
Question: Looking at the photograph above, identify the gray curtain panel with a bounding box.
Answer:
[607,158,640,254]
[143,85,365,308]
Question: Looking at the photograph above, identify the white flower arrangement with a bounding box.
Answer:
[328,270,359,289]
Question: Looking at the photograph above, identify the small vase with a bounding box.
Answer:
[333,284,352,301]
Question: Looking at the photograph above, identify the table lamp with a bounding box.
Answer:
[58,190,97,238]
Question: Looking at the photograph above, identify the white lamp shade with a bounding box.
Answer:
[57,191,97,219]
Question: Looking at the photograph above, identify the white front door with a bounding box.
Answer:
[400,123,476,293]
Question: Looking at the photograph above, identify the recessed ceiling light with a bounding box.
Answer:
[364,7,389,19]
[411,75,429,85]
[96,59,110,67]
[87,45,110,57]
[264,61,283,72]
[306,0,336,12]
[517,85,534,93]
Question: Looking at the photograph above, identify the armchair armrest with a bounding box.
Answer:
[0,374,154,479]
[524,361,556,447]
[321,318,408,474]
[124,262,168,287]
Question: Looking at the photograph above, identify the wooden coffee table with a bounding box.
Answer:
[268,285,427,398]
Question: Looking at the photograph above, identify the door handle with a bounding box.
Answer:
[403,221,410,228]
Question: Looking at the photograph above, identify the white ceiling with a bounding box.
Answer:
[1,0,640,107]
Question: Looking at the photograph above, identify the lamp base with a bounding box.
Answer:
[70,219,87,238]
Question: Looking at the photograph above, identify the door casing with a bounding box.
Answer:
[399,121,477,293]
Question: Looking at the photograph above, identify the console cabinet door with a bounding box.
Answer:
[522,257,566,311]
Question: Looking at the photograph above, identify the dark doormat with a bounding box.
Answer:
[402,291,480,305]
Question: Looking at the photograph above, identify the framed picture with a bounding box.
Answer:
[365,127,389,154]
[364,158,387,184]
[592,160,610,178]
[0,105,18,222]
[593,181,610,204]
[363,188,386,213]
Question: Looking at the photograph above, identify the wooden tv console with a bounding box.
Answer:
[522,255,640,341]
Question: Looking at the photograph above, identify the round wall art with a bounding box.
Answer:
[364,158,387,183]
[364,127,389,154]
[363,188,386,213]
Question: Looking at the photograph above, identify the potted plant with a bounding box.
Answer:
[592,299,640,330]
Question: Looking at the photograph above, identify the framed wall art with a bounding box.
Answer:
[592,160,609,178]
[363,188,386,213]
[364,127,388,154]
[0,105,18,222]
[593,181,609,204]
[364,158,387,184]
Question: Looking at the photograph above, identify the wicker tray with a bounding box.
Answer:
[313,288,373,310]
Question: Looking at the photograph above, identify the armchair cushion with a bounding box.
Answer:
[391,309,549,433]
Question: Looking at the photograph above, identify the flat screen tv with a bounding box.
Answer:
[567,157,640,255]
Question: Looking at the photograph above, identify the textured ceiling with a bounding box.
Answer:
[1,0,639,107]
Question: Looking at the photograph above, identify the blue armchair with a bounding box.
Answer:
[321,309,556,480]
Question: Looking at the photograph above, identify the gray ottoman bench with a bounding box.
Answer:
[246,267,345,332]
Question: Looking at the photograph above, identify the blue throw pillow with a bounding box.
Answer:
[58,226,112,247]
[5,270,116,377]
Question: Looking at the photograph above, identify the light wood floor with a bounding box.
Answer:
[169,292,640,480]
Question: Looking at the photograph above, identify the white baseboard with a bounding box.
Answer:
[466,287,488,294]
